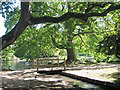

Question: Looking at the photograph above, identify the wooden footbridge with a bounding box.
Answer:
[32,58,66,72]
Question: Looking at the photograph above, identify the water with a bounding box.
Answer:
[1,60,34,70]
[58,75,105,90]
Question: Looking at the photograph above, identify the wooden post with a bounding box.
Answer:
[64,58,66,70]
[33,58,35,69]
[37,59,39,72]
[51,60,53,70]
[57,58,59,67]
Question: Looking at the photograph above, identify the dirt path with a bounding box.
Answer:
[0,64,120,89]
[1,69,75,89]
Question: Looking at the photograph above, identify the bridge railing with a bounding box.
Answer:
[33,58,66,72]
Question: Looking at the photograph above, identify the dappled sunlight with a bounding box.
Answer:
[1,61,120,89]
[105,67,120,84]
[1,1,120,90]
[64,67,119,82]
[1,70,76,89]
[1,69,106,89]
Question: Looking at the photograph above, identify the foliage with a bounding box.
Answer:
[98,34,120,58]
[14,26,57,60]
[3,2,120,62]
[0,2,14,18]
[2,46,15,61]
[97,10,120,60]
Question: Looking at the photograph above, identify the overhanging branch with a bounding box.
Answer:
[1,2,120,50]
[51,35,67,49]
[29,4,120,25]
[0,2,30,50]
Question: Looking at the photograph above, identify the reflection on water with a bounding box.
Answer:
[58,75,104,90]
[1,60,33,70]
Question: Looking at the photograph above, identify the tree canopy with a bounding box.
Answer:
[1,2,120,50]
[1,1,120,62]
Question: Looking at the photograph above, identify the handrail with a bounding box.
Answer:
[33,58,66,72]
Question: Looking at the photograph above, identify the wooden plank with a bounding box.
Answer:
[39,65,62,67]
[38,59,64,61]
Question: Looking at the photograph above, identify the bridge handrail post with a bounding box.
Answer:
[33,57,35,69]
[37,58,39,72]
[57,58,59,67]
[64,58,66,70]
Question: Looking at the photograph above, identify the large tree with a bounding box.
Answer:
[51,19,78,62]
[50,18,89,62]
[1,2,120,51]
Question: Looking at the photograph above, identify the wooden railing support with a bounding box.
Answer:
[64,58,66,70]
[37,59,39,72]
[33,58,35,69]
[57,58,59,67]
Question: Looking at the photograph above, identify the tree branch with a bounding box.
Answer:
[92,33,98,40]
[1,2,120,50]
[51,35,67,49]
[29,4,120,25]
[78,35,89,48]
[0,2,30,50]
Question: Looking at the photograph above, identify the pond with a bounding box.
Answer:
[58,75,106,90]
[1,60,34,70]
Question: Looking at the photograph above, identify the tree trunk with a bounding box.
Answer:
[0,2,30,50]
[66,47,76,63]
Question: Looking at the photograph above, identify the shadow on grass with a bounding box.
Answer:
[106,67,120,85]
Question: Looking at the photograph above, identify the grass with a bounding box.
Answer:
[89,68,119,82]
[66,58,120,83]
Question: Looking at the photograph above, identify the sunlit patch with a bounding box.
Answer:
[2,76,14,79]
[24,78,35,80]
